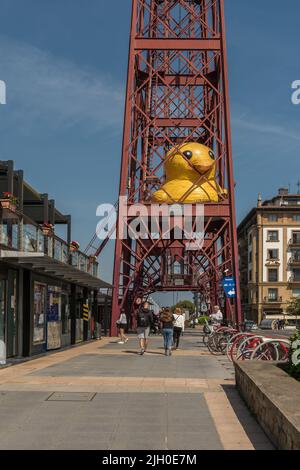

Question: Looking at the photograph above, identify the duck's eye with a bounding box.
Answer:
[183,150,193,160]
[209,151,215,160]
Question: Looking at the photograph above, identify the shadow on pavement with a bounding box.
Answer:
[222,384,275,450]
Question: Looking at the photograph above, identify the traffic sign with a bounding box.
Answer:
[222,277,237,299]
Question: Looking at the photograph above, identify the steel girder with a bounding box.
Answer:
[111,0,242,334]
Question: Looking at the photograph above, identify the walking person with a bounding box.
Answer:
[137,301,153,355]
[160,308,174,356]
[173,308,185,350]
[116,309,128,344]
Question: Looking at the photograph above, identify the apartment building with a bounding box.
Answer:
[238,188,300,325]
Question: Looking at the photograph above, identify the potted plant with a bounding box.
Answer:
[41,222,54,236]
[0,192,18,211]
[69,241,80,252]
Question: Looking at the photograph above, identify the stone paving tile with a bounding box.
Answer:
[0,333,275,451]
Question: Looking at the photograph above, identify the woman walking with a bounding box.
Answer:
[173,308,185,350]
[117,309,128,344]
[160,308,174,356]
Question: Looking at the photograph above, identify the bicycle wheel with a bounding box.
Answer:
[228,333,254,362]
[207,333,221,355]
[250,341,279,361]
[250,339,290,362]
[236,335,263,361]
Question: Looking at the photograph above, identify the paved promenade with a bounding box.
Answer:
[0,331,273,450]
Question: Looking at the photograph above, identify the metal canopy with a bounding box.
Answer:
[0,250,112,290]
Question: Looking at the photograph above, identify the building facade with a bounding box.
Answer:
[0,161,111,361]
[238,188,300,326]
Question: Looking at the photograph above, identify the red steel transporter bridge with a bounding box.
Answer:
[111,0,242,334]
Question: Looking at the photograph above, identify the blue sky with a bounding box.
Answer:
[0,0,299,293]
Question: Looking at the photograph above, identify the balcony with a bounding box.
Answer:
[265,258,280,267]
[263,296,283,303]
[288,257,300,266]
[0,212,102,286]
[288,238,300,248]
[288,275,300,284]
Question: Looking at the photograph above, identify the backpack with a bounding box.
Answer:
[137,309,150,328]
[160,312,173,323]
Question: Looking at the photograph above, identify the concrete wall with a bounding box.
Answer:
[235,362,300,450]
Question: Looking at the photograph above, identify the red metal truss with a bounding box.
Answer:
[111,0,242,334]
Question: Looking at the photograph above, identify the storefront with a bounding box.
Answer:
[0,254,111,359]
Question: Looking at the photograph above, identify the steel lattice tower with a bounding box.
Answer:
[111,0,242,333]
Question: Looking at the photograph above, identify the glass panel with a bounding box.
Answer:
[12,223,19,249]
[268,249,278,260]
[268,289,278,301]
[46,286,62,351]
[7,271,18,358]
[71,252,79,268]
[292,250,300,262]
[293,269,300,281]
[79,254,87,272]
[47,237,54,257]
[268,269,278,282]
[0,280,6,347]
[293,232,300,244]
[23,224,38,252]
[292,289,300,298]
[62,244,69,264]
[1,220,19,249]
[267,231,279,242]
[61,293,70,335]
[54,239,62,261]
[93,264,98,277]
[37,230,45,253]
[33,282,47,344]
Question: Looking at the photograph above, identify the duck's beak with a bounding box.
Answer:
[193,160,215,174]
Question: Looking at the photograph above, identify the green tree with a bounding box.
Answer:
[286,296,300,327]
[171,300,194,314]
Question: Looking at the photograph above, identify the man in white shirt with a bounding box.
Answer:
[210,305,223,323]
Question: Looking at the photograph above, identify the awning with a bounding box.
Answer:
[0,250,112,290]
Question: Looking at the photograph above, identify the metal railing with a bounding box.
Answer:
[288,256,300,265]
[288,275,300,283]
[0,212,99,278]
[263,296,283,303]
[289,238,300,246]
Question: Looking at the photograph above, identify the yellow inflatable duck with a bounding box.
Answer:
[152,142,226,204]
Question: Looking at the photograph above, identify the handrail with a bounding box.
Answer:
[0,210,99,277]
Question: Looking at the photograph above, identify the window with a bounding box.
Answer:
[268,249,279,260]
[292,232,300,244]
[292,250,300,262]
[248,250,253,263]
[61,293,70,335]
[268,269,278,282]
[292,289,300,298]
[267,230,279,242]
[268,288,278,301]
[248,270,252,282]
[293,269,300,281]
[293,215,300,222]
[248,233,253,245]
[33,282,47,344]
[268,215,278,222]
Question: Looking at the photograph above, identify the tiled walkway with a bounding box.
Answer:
[0,332,274,450]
